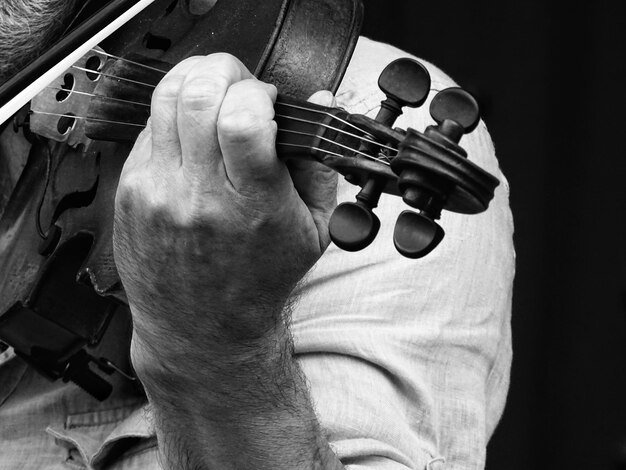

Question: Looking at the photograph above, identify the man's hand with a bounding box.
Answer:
[114,53,337,349]
[113,54,342,469]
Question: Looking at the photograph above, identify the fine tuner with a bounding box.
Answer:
[28,51,499,260]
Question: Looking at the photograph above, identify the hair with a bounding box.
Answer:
[0,0,78,84]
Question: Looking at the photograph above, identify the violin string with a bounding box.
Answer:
[89,50,169,75]
[277,113,394,156]
[276,143,348,160]
[28,110,390,164]
[45,87,151,108]
[276,101,376,140]
[66,64,396,159]
[69,65,386,149]
[279,129,389,165]
[37,87,394,156]
[66,52,399,159]
[78,58,368,145]
[275,112,396,154]
[71,66,157,89]
[38,59,397,163]
[30,110,146,128]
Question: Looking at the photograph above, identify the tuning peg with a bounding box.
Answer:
[329,178,383,251]
[329,59,431,253]
[376,58,431,126]
[329,201,381,252]
[392,87,481,214]
[388,87,481,259]
[429,87,480,143]
[393,210,444,259]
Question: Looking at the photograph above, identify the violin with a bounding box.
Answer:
[0,0,498,400]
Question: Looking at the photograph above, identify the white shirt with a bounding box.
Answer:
[293,37,515,470]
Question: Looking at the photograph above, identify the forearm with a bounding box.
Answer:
[132,309,344,470]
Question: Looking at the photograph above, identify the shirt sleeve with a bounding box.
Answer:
[290,36,515,470]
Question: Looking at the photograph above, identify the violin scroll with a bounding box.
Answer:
[329,58,431,252]
[330,59,499,258]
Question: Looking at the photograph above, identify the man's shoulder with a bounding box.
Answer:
[354,36,457,85]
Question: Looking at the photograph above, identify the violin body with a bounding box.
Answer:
[104,0,362,98]
[0,0,364,399]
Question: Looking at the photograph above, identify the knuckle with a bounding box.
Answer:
[116,169,146,208]
[185,196,219,226]
[179,75,229,112]
[152,75,185,108]
[218,82,276,139]
[170,54,250,113]
[218,108,269,141]
[117,169,169,216]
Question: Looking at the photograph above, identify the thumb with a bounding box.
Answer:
[288,90,339,249]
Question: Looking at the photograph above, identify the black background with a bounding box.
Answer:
[361,1,626,469]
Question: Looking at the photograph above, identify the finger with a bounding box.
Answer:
[287,91,338,245]
[287,156,337,246]
[150,56,203,168]
[307,90,336,108]
[177,54,254,174]
[217,79,282,193]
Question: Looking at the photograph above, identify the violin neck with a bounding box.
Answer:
[274,94,357,162]
[83,91,359,164]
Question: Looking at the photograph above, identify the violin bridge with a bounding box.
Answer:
[29,47,109,148]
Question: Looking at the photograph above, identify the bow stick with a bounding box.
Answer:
[0,0,156,125]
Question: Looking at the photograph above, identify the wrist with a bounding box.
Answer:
[130,309,295,396]
[128,284,293,341]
